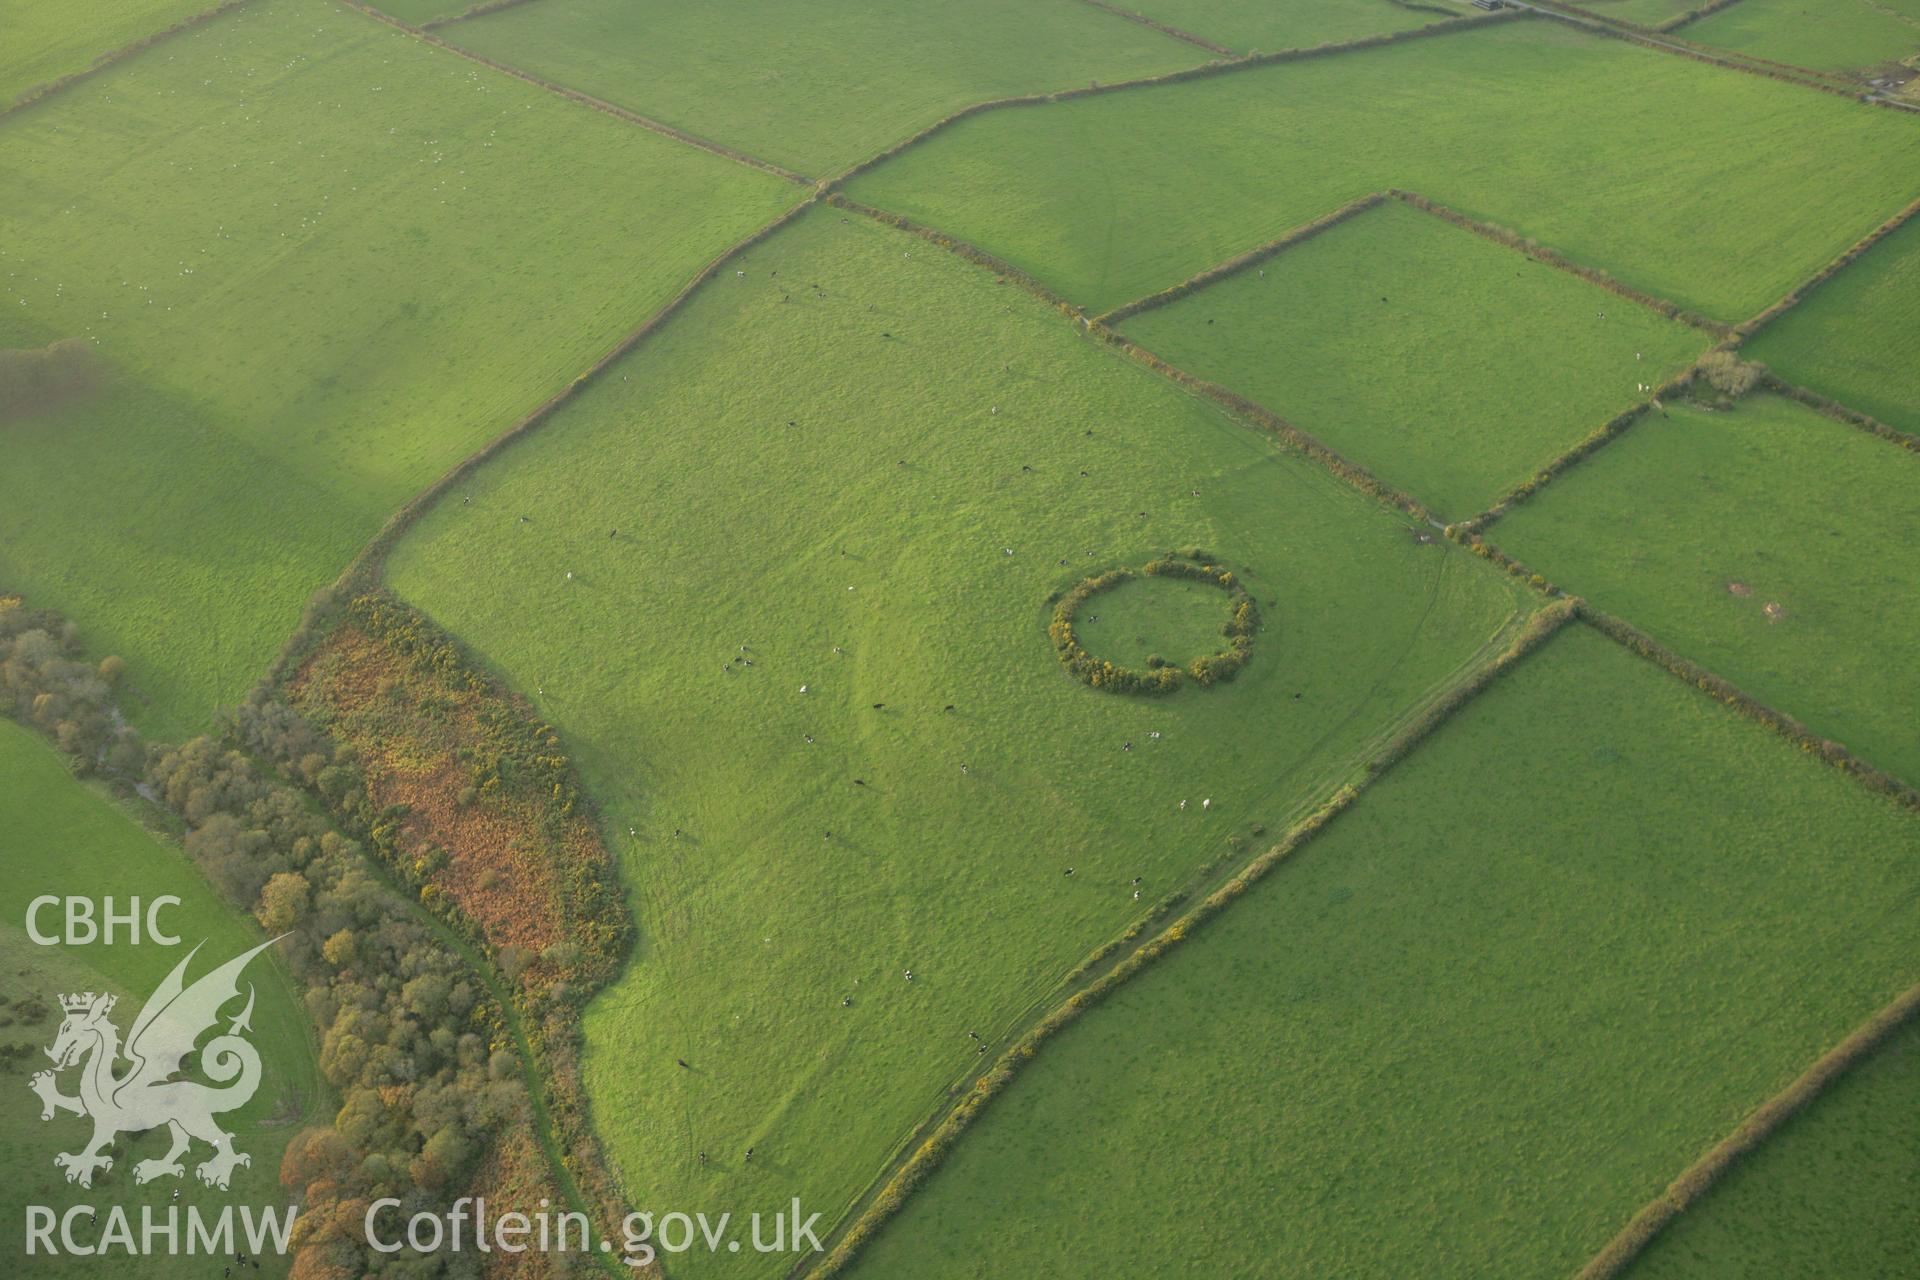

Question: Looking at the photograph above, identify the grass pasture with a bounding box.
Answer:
[1627,1016,1920,1279]
[0,0,797,737]
[1562,0,1698,24]
[366,0,478,24]
[1686,0,1920,73]
[844,18,1920,318]
[841,623,1920,1280]
[1091,0,1468,55]
[1073,572,1240,671]
[432,0,1205,176]
[0,0,214,107]
[384,205,1533,1275]
[1117,198,1709,519]
[1494,393,1920,788]
[1747,213,1920,436]
[0,719,322,1280]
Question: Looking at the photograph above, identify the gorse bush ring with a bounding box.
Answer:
[1049,551,1261,695]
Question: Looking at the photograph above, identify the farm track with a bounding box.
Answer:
[1571,978,1920,1279]
[192,0,1920,1268]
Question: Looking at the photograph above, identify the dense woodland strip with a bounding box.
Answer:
[0,597,621,1278]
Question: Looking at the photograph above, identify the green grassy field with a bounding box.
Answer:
[1117,199,1709,519]
[1095,0,1465,54]
[0,719,322,1279]
[1564,0,1697,24]
[1687,0,1920,72]
[844,19,1920,319]
[385,205,1533,1275]
[1747,214,1920,436]
[0,0,796,738]
[367,0,476,23]
[1628,1016,1920,1279]
[0,0,213,106]
[434,0,1203,176]
[1494,392,1920,787]
[1566,0,1689,21]
[841,623,1920,1280]
[1074,573,1240,671]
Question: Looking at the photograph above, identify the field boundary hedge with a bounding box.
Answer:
[0,0,256,122]
[1655,0,1748,33]
[1390,190,1735,334]
[1731,193,1920,340]
[1094,193,1387,326]
[1452,365,1698,536]
[1528,0,1912,107]
[822,10,1519,186]
[420,0,543,31]
[1763,374,1920,453]
[1069,0,1234,54]
[826,191,1447,526]
[799,599,1580,1278]
[1578,605,1920,811]
[334,0,814,184]
[1098,187,1732,335]
[1573,978,1920,1280]
[265,192,818,688]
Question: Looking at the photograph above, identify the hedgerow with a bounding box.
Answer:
[1763,374,1920,454]
[811,599,1577,1274]
[1,0,256,121]
[334,0,812,183]
[1577,605,1920,811]
[822,10,1517,185]
[1389,190,1733,334]
[1575,980,1920,1279]
[1067,0,1232,54]
[1734,194,1920,339]
[1096,193,1386,327]
[1048,553,1260,694]
[1455,365,1699,535]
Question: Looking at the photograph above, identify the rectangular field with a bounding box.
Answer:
[1569,0,1698,23]
[383,205,1534,1276]
[1746,213,1920,436]
[1686,0,1920,72]
[1626,1016,1920,1279]
[1115,198,1710,519]
[840,623,1920,1280]
[0,0,213,105]
[0,0,796,736]
[433,0,1204,175]
[1100,0,1467,54]
[0,719,322,1280]
[1493,392,1920,788]
[843,19,1920,318]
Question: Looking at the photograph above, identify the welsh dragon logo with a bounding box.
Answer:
[28,937,283,1191]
